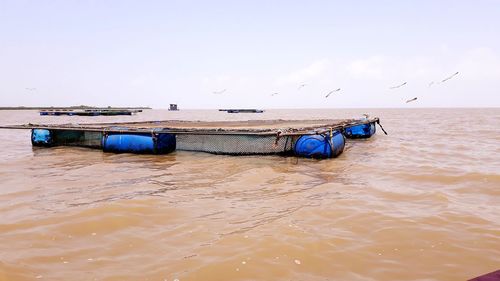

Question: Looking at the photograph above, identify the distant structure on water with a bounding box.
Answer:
[169,104,179,111]
[219,109,264,113]
[39,109,142,116]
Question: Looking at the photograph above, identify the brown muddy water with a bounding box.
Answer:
[0,108,499,281]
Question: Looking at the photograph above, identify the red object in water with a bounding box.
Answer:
[469,269,500,281]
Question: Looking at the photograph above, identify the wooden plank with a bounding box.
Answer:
[0,118,379,136]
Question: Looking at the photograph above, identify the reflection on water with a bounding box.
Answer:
[0,108,499,281]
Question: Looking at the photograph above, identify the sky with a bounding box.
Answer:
[1,0,499,109]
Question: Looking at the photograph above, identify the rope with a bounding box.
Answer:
[329,128,335,155]
[283,135,290,153]
[376,120,388,135]
[322,133,335,157]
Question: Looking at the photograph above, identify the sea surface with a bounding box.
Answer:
[0,108,499,281]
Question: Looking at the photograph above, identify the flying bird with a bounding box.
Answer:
[325,88,341,98]
[428,81,435,88]
[271,92,279,96]
[389,82,407,89]
[441,72,459,83]
[298,83,307,90]
[213,89,226,95]
[406,97,417,103]
[25,87,36,91]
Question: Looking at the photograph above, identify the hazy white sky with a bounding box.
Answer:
[1,0,499,108]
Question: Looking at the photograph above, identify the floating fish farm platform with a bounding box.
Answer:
[39,109,142,116]
[219,109,265,113]
[0,118,384,158]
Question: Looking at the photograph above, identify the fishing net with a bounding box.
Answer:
[51,130,103,148]
[48,130,298,155]
[176,134,297,155]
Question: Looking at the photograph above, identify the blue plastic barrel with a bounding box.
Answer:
[102,133,176,154]
[344,122,376,139]
[294,131,345,158]
[31,129,53,146]
[330,131,346,157]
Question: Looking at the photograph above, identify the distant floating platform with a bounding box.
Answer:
[39,109,142,116]
[219,109,264,113]
[0,117,382,158]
